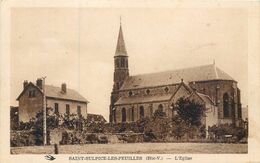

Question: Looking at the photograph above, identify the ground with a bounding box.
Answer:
[11,143,247,154]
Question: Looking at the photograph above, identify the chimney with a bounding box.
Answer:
[23,80,28,89]
[36,78,43,89]
[61,83,66,93]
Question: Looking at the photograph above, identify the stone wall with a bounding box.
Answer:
[18,85,43,122]
[113,84,191,123]
[190,80,241,124]
[47,98,88,118]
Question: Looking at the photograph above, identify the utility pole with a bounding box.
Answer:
[42,76,47,145]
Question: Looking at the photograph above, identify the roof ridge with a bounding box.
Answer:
[213,63,219,79]
[130,64,214,77]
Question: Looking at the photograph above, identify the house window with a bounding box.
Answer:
[139,106,144,119]
[77,106,81,116]
[66,104,70,115]
[146,89,150,95]
[54,103,59,114]
[223,93,230,118]
[122,107,126,122]
[28,90,36,98]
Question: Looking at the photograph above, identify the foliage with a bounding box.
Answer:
[175,97,204,127]
[10,130,39,147]
[171,115,189,139]
[208,124,247,142]
[153,108,166,118]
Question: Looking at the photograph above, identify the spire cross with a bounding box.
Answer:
[120,16,122,25]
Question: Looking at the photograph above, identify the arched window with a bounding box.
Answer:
[146,89,150,95]
[121,58,125,67]
[129,91,133,97]
[139,106,144,119]
[115,59,119,68]
[113,108,116,123]
[158,104,164,111]
[122,108,126,122]
[223,93,230,117]
[130,107,134,121]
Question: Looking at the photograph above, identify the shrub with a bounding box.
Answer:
[208,124,247,142]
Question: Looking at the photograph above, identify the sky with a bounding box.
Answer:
[11,8,248,121]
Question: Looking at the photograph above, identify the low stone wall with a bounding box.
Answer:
[49,129,144,145]
[11,145,54,154]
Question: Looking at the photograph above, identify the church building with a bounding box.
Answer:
[110,23,243,127]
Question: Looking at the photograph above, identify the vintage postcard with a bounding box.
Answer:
[1,0,260,162]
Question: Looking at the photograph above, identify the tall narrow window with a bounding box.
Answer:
[121,58,125,67]
[223,93,230,117]
[54,103,59,114]
[139,106,144,119]
[66,104,70,115]
[122,108,126,122]
[113,108,117,123]
[131,107,134,121]
[116,59,119,68]
[77,106,81,116]
[158,104,163,111]
[28,90,36,98]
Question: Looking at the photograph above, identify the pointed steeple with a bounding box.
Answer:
[115,22,127,56]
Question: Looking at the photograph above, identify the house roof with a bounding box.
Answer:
[17,82,89,103]
[120,64,234,90]
[44,85,89,103]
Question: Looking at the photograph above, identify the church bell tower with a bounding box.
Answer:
[109,21,129,123]
[113,23,129,90]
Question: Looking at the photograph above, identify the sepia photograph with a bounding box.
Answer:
[1,0,260,162]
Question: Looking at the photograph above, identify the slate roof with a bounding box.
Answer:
[196,92,214,105]
[115,94,173,105]
[115,24,127,56]
[120,64,234,90]
[17,82,89,103]
[115,82,191,106]
[44,85,89,103]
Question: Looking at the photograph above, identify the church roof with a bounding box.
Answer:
[115,82,189,106]
[120,64,234,90]
[195,92,214,105]
[115,24,127,56]
[115,94,173,105]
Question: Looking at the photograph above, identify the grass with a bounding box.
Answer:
[11,142,247,154]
